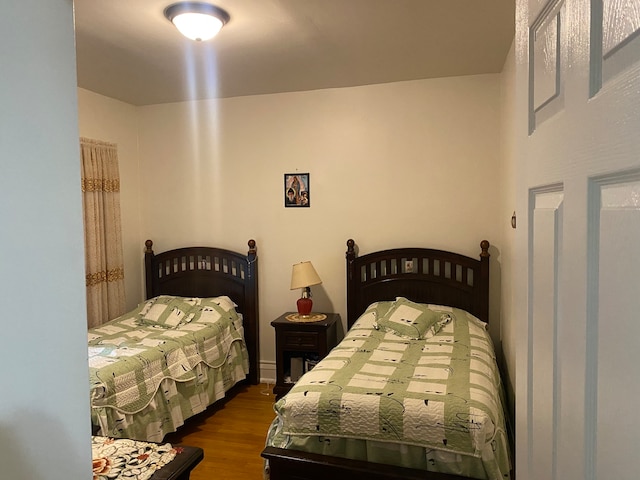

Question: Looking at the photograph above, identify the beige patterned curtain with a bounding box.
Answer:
[81,138,126,328]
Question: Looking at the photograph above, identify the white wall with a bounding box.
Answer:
[77,88,143,311]
[135,75,507,367]
[0,1,91,479]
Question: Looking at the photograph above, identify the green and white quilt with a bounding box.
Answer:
[271,301,511,479]
[89,295,249,441]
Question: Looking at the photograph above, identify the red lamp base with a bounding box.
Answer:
[296,297,313,316]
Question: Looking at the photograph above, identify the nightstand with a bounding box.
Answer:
[271,312,341,400]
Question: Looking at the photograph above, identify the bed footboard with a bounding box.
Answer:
[262,447,467,480]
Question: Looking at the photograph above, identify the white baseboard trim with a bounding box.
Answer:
[259,360,276,385]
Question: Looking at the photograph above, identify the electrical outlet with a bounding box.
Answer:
[404,260,414,273]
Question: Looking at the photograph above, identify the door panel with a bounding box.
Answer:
[596,0,640,91]
[529,189,563,480]
[516,0,640,478]
[529,0,565,133]
[588,173,640,479]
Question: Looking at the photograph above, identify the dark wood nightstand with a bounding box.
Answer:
[271,312,341,400]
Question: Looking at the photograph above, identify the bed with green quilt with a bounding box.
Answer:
[89,240,259,442]
[262,239,512,480]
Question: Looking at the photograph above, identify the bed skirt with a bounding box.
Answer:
[92,341,248,442]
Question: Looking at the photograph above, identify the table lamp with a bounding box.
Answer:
[290,261,322,317]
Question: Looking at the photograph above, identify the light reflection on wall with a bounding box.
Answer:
[182,41,223,241]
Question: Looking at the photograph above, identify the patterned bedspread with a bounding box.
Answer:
[272,302,511,479]
[89,295,249,440]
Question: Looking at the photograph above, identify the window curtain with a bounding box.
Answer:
[80,138,126,328]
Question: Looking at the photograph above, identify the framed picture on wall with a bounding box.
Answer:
[284,173,310,207]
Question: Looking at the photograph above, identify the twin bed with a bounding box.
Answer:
[88,239,259,442]
[262,239,511,480]
[88,237,511,480]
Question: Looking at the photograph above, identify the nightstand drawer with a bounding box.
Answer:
[282,331,319,349]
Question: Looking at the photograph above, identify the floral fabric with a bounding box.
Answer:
[92,436,179,480]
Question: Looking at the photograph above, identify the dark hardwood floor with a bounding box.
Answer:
[164,382,276,480]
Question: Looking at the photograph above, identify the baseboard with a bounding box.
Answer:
[260,360,276,385]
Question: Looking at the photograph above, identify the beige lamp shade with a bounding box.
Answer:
[290,261,322,290]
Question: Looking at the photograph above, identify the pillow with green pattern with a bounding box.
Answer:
[352,301,394,329]
[204,295,237,312]
[137,296,199,328]
[374,297,442,340]
[191,296,240,325]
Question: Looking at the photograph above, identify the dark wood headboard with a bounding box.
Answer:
[144,239,259,385]
[345,239,490,329]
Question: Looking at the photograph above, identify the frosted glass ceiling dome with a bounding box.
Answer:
[164,2,230,41]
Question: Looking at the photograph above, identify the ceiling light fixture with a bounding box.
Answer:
[164,2,230,42]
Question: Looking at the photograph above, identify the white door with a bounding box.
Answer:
[515,0,640,479]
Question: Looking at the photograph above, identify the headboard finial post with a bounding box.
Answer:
[478,240,490,323]
[346,239,356,277]
[245,238,259,384]
[480,240,490,257]
[346,239,358,325]
[346,239,355,253]
[144,240,155,300]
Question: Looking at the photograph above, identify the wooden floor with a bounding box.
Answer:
[164,382,277,480]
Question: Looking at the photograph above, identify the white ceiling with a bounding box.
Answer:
[74,0,515,106]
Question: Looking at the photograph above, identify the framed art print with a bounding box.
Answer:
[284,173,310,207]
